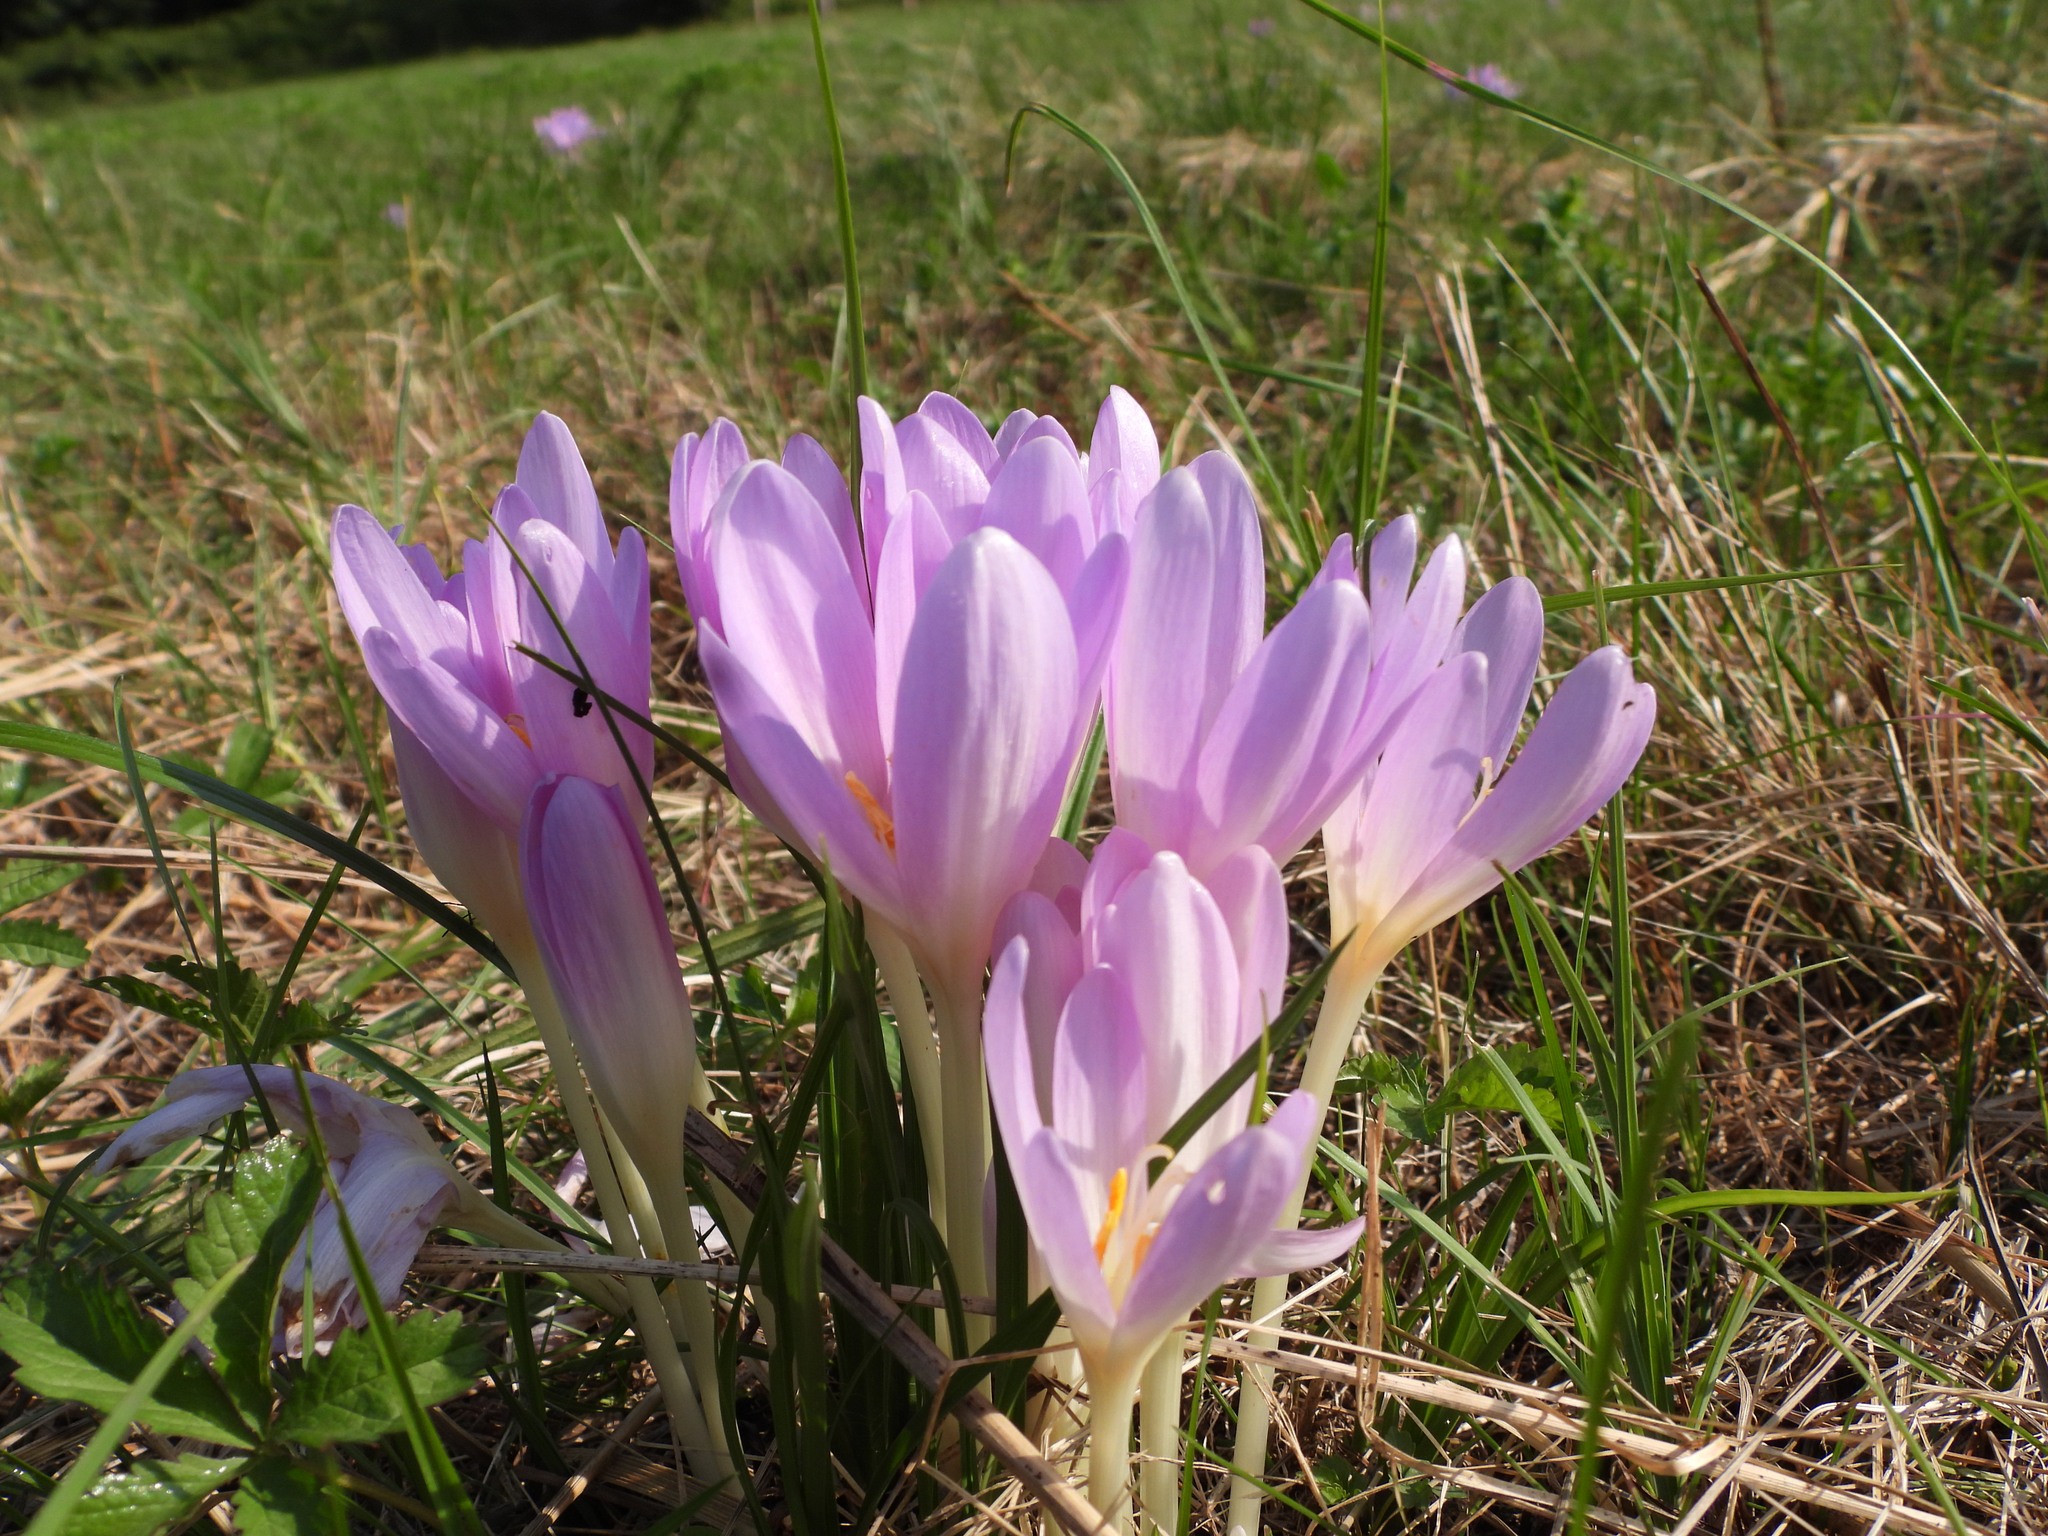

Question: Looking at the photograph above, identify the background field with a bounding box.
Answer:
[4,0,2048,1530]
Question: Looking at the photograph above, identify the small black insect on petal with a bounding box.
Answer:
[571,688,594,718]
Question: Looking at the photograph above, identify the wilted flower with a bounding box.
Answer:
[533,105,603,156]
[1105,453,1386,876]
[987,837,1358,1521]
[329,412,650,941]
[102,1065,535,1351]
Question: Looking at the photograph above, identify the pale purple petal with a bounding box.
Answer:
[1453,577,1543,771]
[1015,1131,1117,1357]
[890,530,1080,985]
[1088,387,1160,533]
[388,719,523,930]
[1066,534,1130,741]
[989,898,1081,1120]
[709,462,886,792]
[696,629,901,909]
[1200,846,1288,1044]
[510,522,652,794]
[330,505,468,673]
[362,629,534,827]
[1189,578,1374,868]
[1049,966,1153,1191]
[857,396,906,591]
[1105,456,1264,852]
[978,436,1090,592]
[1386,647,1655,941]
[896,411,991,539]
[515,412,610,580]
[781,432,864,597]
[915,393,999,477]
[1314,533,1355,588]
[871,493,953,760]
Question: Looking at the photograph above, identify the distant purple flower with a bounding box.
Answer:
[1446,62,1522,101]
[1247,16,1275,37]
[534,106,604,157]
[383,202,408,230]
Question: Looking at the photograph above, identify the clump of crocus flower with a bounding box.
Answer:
[102,380,1652,1525]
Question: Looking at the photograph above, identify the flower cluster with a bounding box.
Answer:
[111,391,1653,1518]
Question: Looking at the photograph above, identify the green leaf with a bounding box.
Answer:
[59,1455,243,1536]
[83,974,217,1034]
[233,1457,346,1536]
[1334,1052,1433,1141]
[1439,1046,1568,1130]
[154,954,268,1047]
[179,1139,324,1426]
[0,859,85,918]
[0,1270,254,1447]
[0,919,87,968]
[0,1058,68,1126]
[273,1310,485,1446]
[259,995,359,1056]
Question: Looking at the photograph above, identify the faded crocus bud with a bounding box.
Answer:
[520,774,708,1205]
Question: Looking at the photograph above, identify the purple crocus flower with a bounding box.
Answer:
[1447,62,1522,101]
[329,413,650,941]
[1323,514,1656,991]
[383,201,409,230]
[103,1066,514,1352]
[986,838,1360,1517]
[520,774,707,1212]
[1104,452,1386,877]
[533,106,604,156]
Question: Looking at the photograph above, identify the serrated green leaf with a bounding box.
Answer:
[0,1058,68,1126]
[83,974,218,1034]
[0,1272,253,1446]
[59,1454,243,1536]
[1334,1052,1434,1140]
[232,1457,346,1536]
[273,1310,485,1447]
[259,996,358,1056]
[0,919,87,968]
[1440,1049,1567,1130]
[0,859,86,918]
[153,954,268,1047]
[181,1139,324,1425]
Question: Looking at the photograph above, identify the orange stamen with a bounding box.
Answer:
[1093,1167,1129,1262]
[503,712,533,748]
[844,772,896,852]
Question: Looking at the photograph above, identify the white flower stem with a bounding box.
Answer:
[445,1195,631,1316]
[1085,1364,1141,1536]
[508,936,725,1491]
[869,921,948,1245]
[1223,952,1382,1536]
[642,1163,735,1485]
[1137,1335,1183,1533]
[931,973,991,1347]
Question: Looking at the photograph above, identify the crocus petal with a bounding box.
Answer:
[521,776,700,1174]
[697,628,901,906]
[515,412,610,580]
[857,396,906,589]
[1049,966,1152,1192]
[710,462,887,792]
[1239,1094,1363,1273]
[978,436,1090,592]
[991,892,1084,1120]
[1189,578,1374,868]
[1352,532,1468,754]
[1014,1131,1118,1357]
[1364,513,1419,664]
[897,412,991,539]
[987,935,1053,1144]
[1200,846,1288,1044]
[1314,533,1355,588]
[670,421,751,634]
[103,1065,382,1170]
[459,528,521,718]
[1066,533,1130,739]
[1453,576,1543,771]
[330,505,468,673]
[1088,386,1160,532]
[781,432,865,597]
[1110,1111,1307,1371]
[389,718,524,935]
[1091,854,1241,1152]
[871,493,953,760]
[916,392,1000,477]
[510,522,653,794]
[890,530,1079,985]
[1327,650,1489,947]
[1106,455,1264,851]
[362,629,534,828]
[1385,647,1655,943]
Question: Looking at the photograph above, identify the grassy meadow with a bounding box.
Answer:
[4,0,2048,1529]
